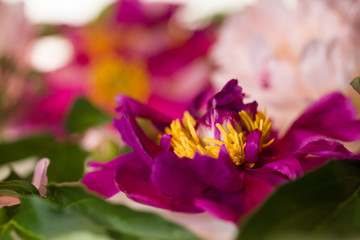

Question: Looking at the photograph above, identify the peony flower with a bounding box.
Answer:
[83,79,360,223]
[44,0,216,120]
[0,158,50,207]
[211,0,360,133]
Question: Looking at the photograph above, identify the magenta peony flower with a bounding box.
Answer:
[83,79,360,223]
[47,0,216,119]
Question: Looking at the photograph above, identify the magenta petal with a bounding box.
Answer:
[151,152,208,198]
[148,30,214,77]
[242,171,277,217]
[287,92,360,141]
[115,152,201,213]
[294,139,360,171]
[263,157,303,180]
[194,190,243,223]
[82,155,130,197]
[244,130,261,163]
[192,145,244,191]
[114,107,162,165]
[115,95,172,131]
[159,134,172,151]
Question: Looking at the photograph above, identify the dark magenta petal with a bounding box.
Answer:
[195,170,282,223]
[197,79,258,140]
[192,145,244,191]
[209,79,257,114]
[194,189,244,223]
[244,130,261,163]
[294,139,360,172]
[115,95,172,131]
[241,171,279,219]
[278,92,360,155]
[114,107,162,165]
[82,155,132,197]
[115,152,201,213]
[262,157,303,180]
[151,152,208,198]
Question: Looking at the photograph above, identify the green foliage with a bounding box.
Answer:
[351,77,360,94]
[0,185,199,240]
[65,97,112,133]
[46,185,199,240]
[238,159,360,240]
[45,142,87,182]
[0,135,88,182]
[0,180,39,198]
[0,135,56,165]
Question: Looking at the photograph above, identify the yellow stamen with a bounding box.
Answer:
[164,109,275,167]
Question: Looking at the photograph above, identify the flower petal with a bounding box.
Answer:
[244,130,261,163]
[114,106,162,165]
[151,152,208,198]
[115,152,201,213]
[294,139,360,172]
[32,158,50,196]
[115,95,172,130]
[275,92,360,156]
[192,145,244,191]
[262,157,303,180]
[195,189,244,223]
[148,30,214,77]
[82,155,130,197]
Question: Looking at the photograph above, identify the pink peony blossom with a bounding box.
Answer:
[211,0,360,133]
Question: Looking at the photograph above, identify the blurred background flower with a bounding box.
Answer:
[212,0,360,134]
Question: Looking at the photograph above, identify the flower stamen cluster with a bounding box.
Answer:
[165,109,275,167]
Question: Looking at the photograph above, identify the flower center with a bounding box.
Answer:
[164,110,274,167]
[89,56,149,112]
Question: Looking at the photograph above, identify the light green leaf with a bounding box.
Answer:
[238,159,360,240]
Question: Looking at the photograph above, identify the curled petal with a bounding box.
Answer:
[114,106,162,165]
[263,157,303,180]
[115,95,172,130]
[294,139,360,172]
[32,158,50,196]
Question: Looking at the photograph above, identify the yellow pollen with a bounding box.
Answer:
[164,110,275,167]
[89,56,149,113]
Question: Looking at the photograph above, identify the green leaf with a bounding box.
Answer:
[46,142,87,182]
[0,135,56,165]
[351,77,360,94]
[238,159,360,240]
[46,184,199,240]
[3,196,109,240]
[0,135,88,182]
[0,180,39,197]
[65,97,112,133]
